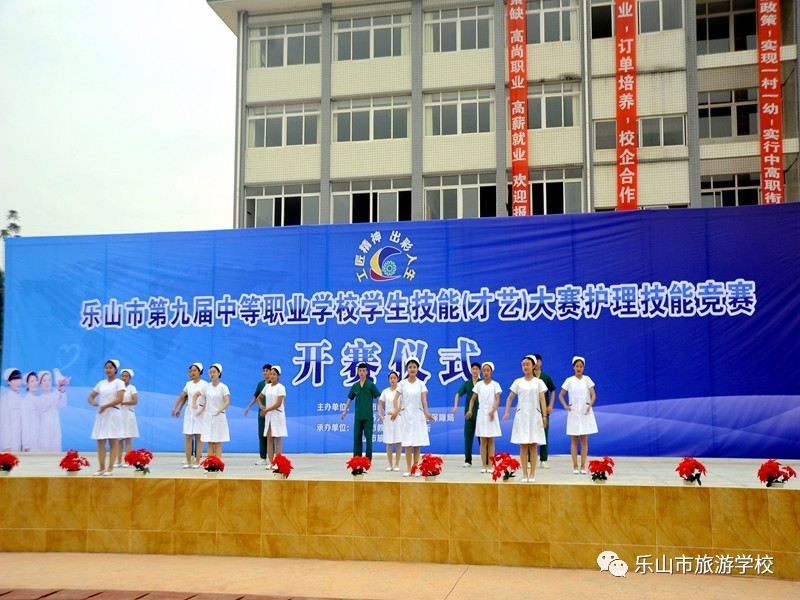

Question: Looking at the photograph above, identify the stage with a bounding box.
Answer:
[0,453,798,580]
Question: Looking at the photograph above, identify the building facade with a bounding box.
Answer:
[208,0,800,228]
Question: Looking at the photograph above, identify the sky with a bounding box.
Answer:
[0,0,237,265]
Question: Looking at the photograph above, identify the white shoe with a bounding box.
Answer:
[530,477,535,483]
[573,469,580,474]
[541,462,549,469]
[182,464,192,469]
[112,462,123,468]
[580,469,587,474]
[480,468,489,473]
[102,471,113,476]
[463,462,472,468]
[403,472,411,477]
[414,472,422,477]
[386,467,393,471]
[92,470,105,476]
[520,477,529,483]
[191,464,200,469]
[393,467,400,471]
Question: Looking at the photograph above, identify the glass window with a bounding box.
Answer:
[639,0,683,34]
[333,97,411,142]
[594,120,616,150]
[528,168,583,215]
[700,173,761,207]
[424,7,493,53]
[245,185,320,227]
[247,104,320,148]
[249,23,321,68]
[698,89,757,139]
[697,1,757,55]
[591,2,613,39]
[334,14,410,61]
[527,83,579,130]
[426,90,494,136]
[330,180,412,223]
[424,174,497,220]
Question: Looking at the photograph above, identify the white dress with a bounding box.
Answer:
[121,384,139,438]
[562,375,598,435]
[200,381,231,443]
[22,391,38,451]
[398,378,429,447]
[510,377,548,445]
[35,389,67,451]
[0,389,23,451]
[90,378,125,440]
[474,380,502,438]
[182,379,207,435]
[380,386,402,444]
[263,383,288,438]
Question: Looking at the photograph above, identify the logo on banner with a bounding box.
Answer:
[353,229,418,283]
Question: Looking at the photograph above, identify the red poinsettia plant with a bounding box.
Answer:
[411,454,443,477]
[200,455,225,472]
[676,457,707,485]
[0,452,20,472]
[346,455,371,475]
[490,452,521,481]
[59,450,90,472]
[588,456,615,481]
[272,454,294,478]
[757,459,797,487]
[124,449,154,473]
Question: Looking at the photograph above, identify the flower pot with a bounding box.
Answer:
[770,482,785,488]
[66,470,79,476]
[273,472,288,479]
[205,471,219,478]
[424,475,438,481]
[682,479,697,486]
[133,470,146,477]
[592,478,607,484]
[353,474,364,480]
[0,470,10,477]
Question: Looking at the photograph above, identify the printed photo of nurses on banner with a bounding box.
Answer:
[2,204,798,458]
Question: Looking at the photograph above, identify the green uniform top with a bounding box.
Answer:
[253,379,267,398]
[456,378,480,420]
[347,379,381,420]
[536,371,556,405]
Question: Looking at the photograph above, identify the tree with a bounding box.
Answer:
[1,209,21,357]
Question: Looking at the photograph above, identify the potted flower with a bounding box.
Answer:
[588,456,615,483]
[346,456,371,479]
[200,455,225,478]
[676,457,707,486]
[0,452,20,476]
[271,454,293,479]
[411,453,443,480]
[59,450,90,475]
[757,459,797,488]
[124,449,154,476]
[490,452,520,482]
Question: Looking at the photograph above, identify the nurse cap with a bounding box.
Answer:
[211,363,223,375]
[121,368,134,378]
[572,356,586,366]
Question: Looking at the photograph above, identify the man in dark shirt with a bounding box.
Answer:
[341,363,381,461]
[452,362,481,467]
[244,363,271,465]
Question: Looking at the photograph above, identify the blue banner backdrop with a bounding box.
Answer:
[2,205,799,458]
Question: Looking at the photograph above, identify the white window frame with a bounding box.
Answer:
[530,168,583,215]
[333,14,410,61]
[424,174,497,220]
[247,104,320,148]
[333,97,411,142]
[701,173,761,208]
[594,120,617,150]
[424,7,493,53]
[590,0,614,39]
[331,179,412,224]
[639,115,686,147]
[526,0,579,44]
[638,0,683,34]
[245,184,321,227]
[249,23,321,68]
[698,88,758,139]
[425,90,495,136]
[696,0,758,56]
[527,83,579,130]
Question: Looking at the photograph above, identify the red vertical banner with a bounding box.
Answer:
[757,0,784,204]
[615,1,637,210]
[507,0,529,216]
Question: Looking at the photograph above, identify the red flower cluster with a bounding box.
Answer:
[757,459,797,487]
[411,454,443,477]
[346,456,372,475]
[124,449,154,473]
[0,452,20,471]
[201,455,225,472]
[588,456,615,481]
[59,450,90,472]
[272,454,294,477]
[490,452,521,481]
[676,457,707,485]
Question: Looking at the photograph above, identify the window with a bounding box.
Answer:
[527,83,579,129]
[331,179,412,224]
[701,173,760,207]
[526,0,579,44]
[247,104,320,148]
[696,0,757,55]
[334,97,410,142]
[639,0,683,34]
[425,174,497,220]
[425,90,494,136]
[591,0,613,39]
[334,15,410,60]
[424,7,493,52]
[698,89,758,139]
[639,116,686,146]
[530,168,582,215]
[594,120,616,150]
[245,184,320,227]
[249,24,320,68]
